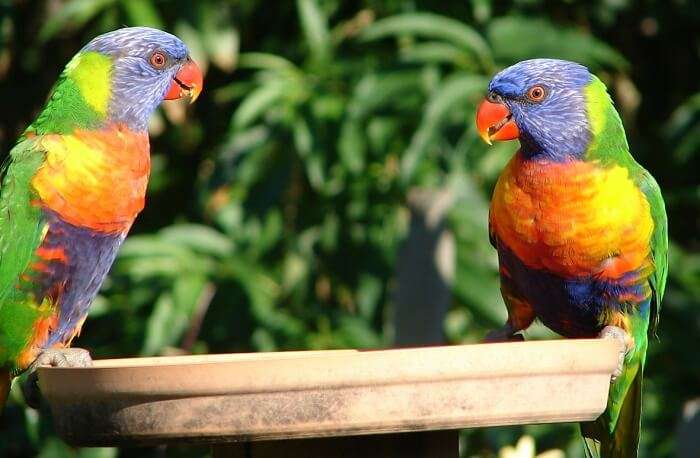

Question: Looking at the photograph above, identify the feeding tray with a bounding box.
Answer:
[39,339,620,450]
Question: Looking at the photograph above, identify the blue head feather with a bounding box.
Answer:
[488,58,593,161]
[82,27,190,131]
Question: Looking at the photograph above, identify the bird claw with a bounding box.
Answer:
[30,347,93,369]
[22,348,93,409]
[484,325,525,343]
[598,325,631,383]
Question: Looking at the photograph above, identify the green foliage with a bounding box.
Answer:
[0,1,698,457]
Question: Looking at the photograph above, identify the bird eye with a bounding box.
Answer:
[149,51,167,69]
[527,85,546,102]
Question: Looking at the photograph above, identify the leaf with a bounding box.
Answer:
[141,276,207,355]
[335,315,383,348]
[227,258,303,337]
[282,253,309,292]
[199,6,239,72]
[118,236,192,259]
[87,295,110,318]
[255,210,284,255]
[158,224,233,257]
[488,17,628,71]
[237,53,300,73]
[120,0,164,29]
[667,93,700,162]
[401,74,488,182]
[471,0,492,23]
[667,93,700,134]
[231,80,288,129]
[305,151,326,190]
[399,41,478,69]
[174,21,208,76]
[39,0,116,42]
[208,27,239,72]
[293,118,313,157]
[116,237,212,280]
[140,293,176,355]
[360,13,493,71]
[356,274,382,319]
[348,71,424,119]
[36,438,115,458]
[297,0,332,63]
[338,119,366,174]
[674,127,700,163]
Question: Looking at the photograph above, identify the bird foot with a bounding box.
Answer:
[22,348,93,409]
[30,347,93,369]
[484,325,525,343]
[598,325,631,382]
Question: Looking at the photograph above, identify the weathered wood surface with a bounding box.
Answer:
[38,339,620,447]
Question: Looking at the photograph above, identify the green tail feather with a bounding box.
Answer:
[581,365,643,458]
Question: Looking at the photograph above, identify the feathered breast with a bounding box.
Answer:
[490,153,654,278]
[30,124,150,234]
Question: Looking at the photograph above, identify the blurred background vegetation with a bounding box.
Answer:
[0,0,699,457]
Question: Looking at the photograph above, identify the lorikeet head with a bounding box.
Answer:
[40,27,203,133]
[476,59,597,160]
[83,27,203,129]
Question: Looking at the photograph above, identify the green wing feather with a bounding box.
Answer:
[580,165,667,458]
[0,137,50,370]
[636,168,668,335]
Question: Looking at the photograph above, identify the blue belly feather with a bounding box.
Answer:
[35,209,125,347]
[497,240,649,338]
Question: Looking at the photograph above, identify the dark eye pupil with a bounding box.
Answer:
[529,87,544,100]
[152,53,165,67]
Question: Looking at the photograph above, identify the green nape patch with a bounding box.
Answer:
[583,76,634,167]
[28,51,112,135]
[66,51,112,115]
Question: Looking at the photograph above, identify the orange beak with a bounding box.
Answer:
[164,58,203,104]
[476,98,519,145]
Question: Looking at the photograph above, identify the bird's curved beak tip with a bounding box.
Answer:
[164,58,204,104]
[476,98,519,145]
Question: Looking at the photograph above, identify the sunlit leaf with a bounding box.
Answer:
[360,13,494,71]
[199,6,239,71]
[399,41,477,69]
[237,53,300,73]
[39,0,115,42]
[348,71,424,119]
[159,224,234,257]
[338,119,366,174]
[174,21,209,75]
[488,17,628,70]
[297,0,332,63]
[232,80,288,129]
[401,74,488,182]
[357,274,382,319]
[121,0,163,29]
[667,93,700,162]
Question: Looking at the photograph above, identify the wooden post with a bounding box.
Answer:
[394,188,455,345]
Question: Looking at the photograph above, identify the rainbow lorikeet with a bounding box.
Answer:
[0,27,203,409]
[476,59,667,458]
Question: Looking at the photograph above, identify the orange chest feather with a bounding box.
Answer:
[31,125,150,233]
[490,154,653,277]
